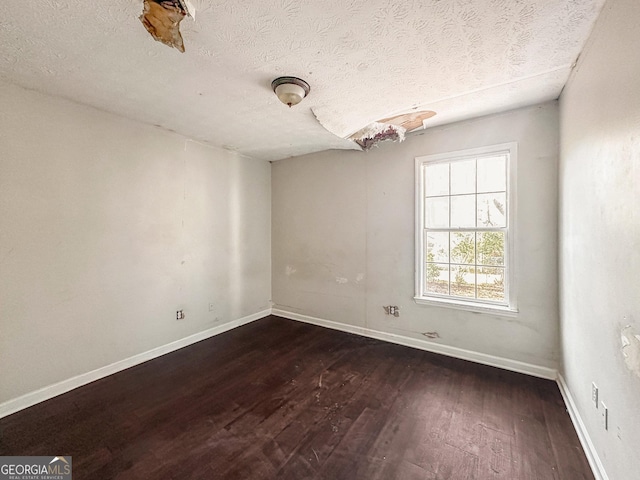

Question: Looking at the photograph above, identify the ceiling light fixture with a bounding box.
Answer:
[271,76,310,108]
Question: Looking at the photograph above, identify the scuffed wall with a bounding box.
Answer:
[559,0,640,478]
[0,81,271,404]
[272,102,560,369]
[621,325,640,377]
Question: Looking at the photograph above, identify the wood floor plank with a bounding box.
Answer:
[0,316,594,480]
[277,344,400,478]
[512,377,563,480]
[541,382,595,480]
[444,367,486,457]
[477,424,516,479]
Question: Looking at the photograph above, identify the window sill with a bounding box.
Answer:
[413,296,519,317]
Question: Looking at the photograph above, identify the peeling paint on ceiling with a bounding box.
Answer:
[0,0,606,161]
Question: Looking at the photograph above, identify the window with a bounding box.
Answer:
[415,143,517,315]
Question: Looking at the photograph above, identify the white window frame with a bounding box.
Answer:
[414,143,518,317]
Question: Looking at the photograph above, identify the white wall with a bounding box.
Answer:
[273,102,559,370]
[0,81,271,404]
[559,0,640,478]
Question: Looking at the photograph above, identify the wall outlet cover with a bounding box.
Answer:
[601,401,608,430]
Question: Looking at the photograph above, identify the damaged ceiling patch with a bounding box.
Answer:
[314,108,436,151]
[349,110,437,150]
[379,111,437,132]
[140,0,194,52]
[349,122,406,151]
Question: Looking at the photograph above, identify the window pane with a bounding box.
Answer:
[451,265,475,298]
[425,196,449,228]
[450,195,475,228]
[477,267,505,301]
[426,232,449,263]
[419,146,512,308]
[450,159,476,195]
[450,232,475,265]
[477,192,506,227]
[426,263,449,295]
[477,155,506,193]
[477,231,505,266]
[425,163,449,197]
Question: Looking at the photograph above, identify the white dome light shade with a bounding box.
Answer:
[271,77,310,107]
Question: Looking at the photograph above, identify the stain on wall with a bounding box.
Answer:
[285,265,297,276]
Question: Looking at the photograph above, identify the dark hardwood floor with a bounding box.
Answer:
[0,315,593,479]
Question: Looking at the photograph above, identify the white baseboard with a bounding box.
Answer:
[271,309,558,380]
[557,375,609,480]
[0,309,270,419]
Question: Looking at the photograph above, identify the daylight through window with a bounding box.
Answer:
[415,143,517,313]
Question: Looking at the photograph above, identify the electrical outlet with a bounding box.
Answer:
[601,402,608,430]
[591,383,598,408]
[176,310,185,320]
[383,306,400,317]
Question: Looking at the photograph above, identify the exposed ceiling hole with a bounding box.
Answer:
[379,110,437,132]
[346,110,436,151]
[140,0,193,53]
[349,122,406,151]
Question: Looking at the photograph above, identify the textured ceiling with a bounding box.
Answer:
[0,0,605,161]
